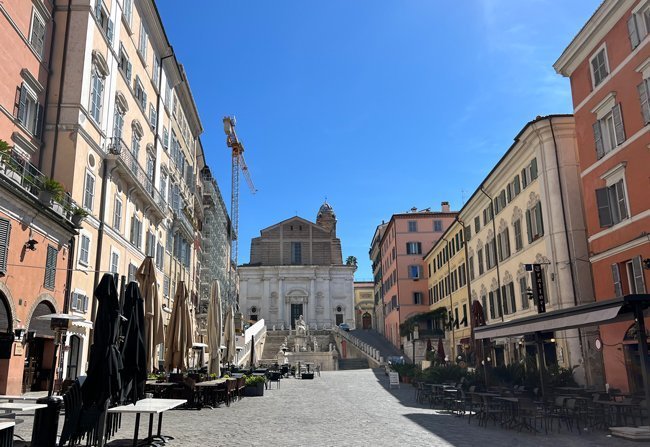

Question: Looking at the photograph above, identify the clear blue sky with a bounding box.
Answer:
[156,0,600,281]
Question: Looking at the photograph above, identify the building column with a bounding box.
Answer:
[309,275,315,326]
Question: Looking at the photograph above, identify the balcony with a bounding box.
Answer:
[106,138,167,221]
[172,206,194,240]
[0,148,80,225]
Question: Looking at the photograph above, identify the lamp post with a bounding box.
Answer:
[411,324,419,365]
[482,356,491,388]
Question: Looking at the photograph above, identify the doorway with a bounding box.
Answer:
[22,301,55,392]
[291,304,303,329]
[66,335,81,380]
[335,313,343,325]
[362,312,372,329]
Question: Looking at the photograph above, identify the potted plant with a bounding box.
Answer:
[243,375,266,397]
[39,177,65,205]
[70,206,89,226]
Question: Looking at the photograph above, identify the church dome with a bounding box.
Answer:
[319,201,333,214]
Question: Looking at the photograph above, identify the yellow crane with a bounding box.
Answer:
[223,116,256,306]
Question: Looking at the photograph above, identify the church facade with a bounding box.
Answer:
[238,203,356,330]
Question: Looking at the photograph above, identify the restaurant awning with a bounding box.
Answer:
[474,295,650,340]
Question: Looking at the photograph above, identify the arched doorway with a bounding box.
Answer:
[362,312,372,330]
[623,322,648,393]
[22,301,55,392]
[0,292,14,384]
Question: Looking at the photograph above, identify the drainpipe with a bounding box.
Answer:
[37,1,58,171]
[62,236,75,313]
[48,0,72,179]
[479,188,504,322]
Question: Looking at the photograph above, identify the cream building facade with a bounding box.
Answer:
[353,281,374,329]
[459,115,597,385]
[424,220,472,361]
[39,0,205,377]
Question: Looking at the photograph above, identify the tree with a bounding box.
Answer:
[345,256,357,268]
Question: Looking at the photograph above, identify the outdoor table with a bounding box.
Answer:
[108,398,186,447]
[495,397,519,428]
[0,421,14,447]
[195,379,227,407]
[0,402,47,414]
[554,387,585,394]
[0,395,40,402]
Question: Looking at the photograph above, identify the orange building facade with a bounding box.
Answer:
[555,0,650,393]
[381,203,457,348]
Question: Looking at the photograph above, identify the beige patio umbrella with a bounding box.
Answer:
[223,305,236,365]
[207,280,222,375]
[164,281,193,371]
[136,257,164,373]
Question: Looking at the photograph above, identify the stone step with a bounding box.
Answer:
[338,358,369,370]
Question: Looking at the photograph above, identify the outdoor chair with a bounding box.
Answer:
[517,398,547,434]
[467,393,484,425]
[545,396,573,433]
[479,395,501,427]
[236,377,246,401]
[267,371,282,389]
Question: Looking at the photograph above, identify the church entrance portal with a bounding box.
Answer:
[362,312,372,329]
[291,304,303,329]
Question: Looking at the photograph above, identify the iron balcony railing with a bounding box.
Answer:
[0,148,79,222]
[107,137,167,217]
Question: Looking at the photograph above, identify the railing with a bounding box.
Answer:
[236,319,267,367]
[333,326,383,363]
[0,148,78,221]
[173,206,194,238]
[107,137,167,214]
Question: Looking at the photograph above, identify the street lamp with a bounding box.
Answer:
[411,324,419,365]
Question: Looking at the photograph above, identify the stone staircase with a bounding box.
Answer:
[338,358,369,370]
[346,329,403,362]
[260,330,336,364]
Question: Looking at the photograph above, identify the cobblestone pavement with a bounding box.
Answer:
[15,369,643,446]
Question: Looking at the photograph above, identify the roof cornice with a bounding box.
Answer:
[554,0,634,76]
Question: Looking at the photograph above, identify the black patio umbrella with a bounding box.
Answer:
[120,281,146,404]
[82,274,123,409]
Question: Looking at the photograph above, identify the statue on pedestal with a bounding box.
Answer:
[295,315,307,336]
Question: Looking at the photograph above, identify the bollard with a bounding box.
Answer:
[31,395,63,447]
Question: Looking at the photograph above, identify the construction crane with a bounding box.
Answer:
[223,116,256,307]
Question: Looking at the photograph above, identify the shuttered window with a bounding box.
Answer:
[520,277,529,310]
[44,245,57,290]
[110,251,119,273]
[526,202,544,243]
[611,263,623,298]
[590,48,609,87]
[79,234,90,266]
[71,292,88,313]
[595,180,628,228]
[130,215,142,249]
[113,196,122,231]
[0,219,10,275]
[638,79,650,125]
[593,103,625,159]
[29,9,46,58]
[631,256,647,294]
[90,67,104,123]
[17,83,42,136]
[128,263,136,283]
[514,219,523,251]
[83,171,95,211]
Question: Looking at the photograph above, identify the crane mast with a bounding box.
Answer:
[223,116,256,308]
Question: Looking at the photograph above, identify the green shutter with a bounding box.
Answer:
[526,209,533,243]
[0,219,10,275]
[639,81,650,124]
[535,202,544,237]
[611,263,623,298]
[593,121,604,159]
[632,256,647,294]
[44,245,57,289]
[17,85,27,124]
[612,103,626,145]
[530,158,538,180]
[628,15,640,49]
[595,187,613,227]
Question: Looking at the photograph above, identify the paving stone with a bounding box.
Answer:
[14,369,642,446]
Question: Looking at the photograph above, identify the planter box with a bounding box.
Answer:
[301,373,314,380]
[244,383,264,397]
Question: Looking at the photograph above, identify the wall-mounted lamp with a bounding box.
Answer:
[14,328,26,343]
[643,258,650,270]
[24,239,38,251]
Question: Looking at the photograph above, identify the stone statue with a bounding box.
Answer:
[295,315,307,336]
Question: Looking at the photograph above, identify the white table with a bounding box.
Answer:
[0,402,47,413]
[108,398,186,447]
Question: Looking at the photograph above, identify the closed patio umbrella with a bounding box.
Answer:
[223,305,236,365]
[207,280,222,376]
[120,281,146,404]
[437,337,446,363]
[164,281,193,372]
[82,274,123,408]
[136,257,164,374]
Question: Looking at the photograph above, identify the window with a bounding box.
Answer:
[627,257,647,294]
[520,277,529,309]
[90,67,104,123]
[501,282,516,315]
[596,179,629,228]
[123,0,133,25]
[83,171,95,211]
[483,206,493,225]
[44,245,57,290]
[166,230,173,253]
[291,242,301,264]
[459,264,466,287]
[163,275,170,297]
[434,220,442,232]
[506,184,512,203]
[149,103,157,129]
[628,6,650,50]
[17,83,42,136]
[113,196,122,231]
[134,76,147,110]
[474,216,480,233]
[468,256,474,281]
[462,304,468,327]
[590,46,609,87]
[138,21,148,60]
[155,241,164,269]
[113,105,124,141]
[94,1,114,43]
[593,104,625,159]
[162,126,169,150]
[160,171,167,202]
[408,221,417,232]
[413,292,422,305]
[514,219,523,251]
[485,239,496,269]
[464,225,472,242]
[152,57,160,87]
[611,263,623,298]
[497,228,510,262]
[118,44,132,81]
[513,175,521,196]
[110,251,119,273]
[130,133,140,173]
[0,219,10,275]
[145,230,155,257]
[71,292,88,313]
[406,242,422,255]
[521,167,529,189]
[164,82,172,109]
[477,248,484,275]
[29,9,46,57]
[79,234,90,266]
[526,202,544,242]
[130,214,142,248]
[408,265,422,279]
[128,263,136,283]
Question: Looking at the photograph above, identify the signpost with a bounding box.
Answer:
[389,372,400,389]
[525,263,547,314]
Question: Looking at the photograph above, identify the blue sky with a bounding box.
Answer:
[156,0,600,280]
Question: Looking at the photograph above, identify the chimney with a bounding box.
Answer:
[441,201,450,213]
